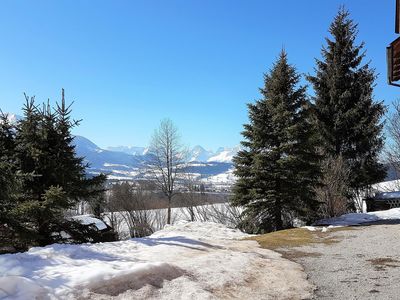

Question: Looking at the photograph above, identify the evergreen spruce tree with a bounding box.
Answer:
[232,51,320,233]
[0,112,17,225]
[0,112,34,250]
[307,8,386,199]
[4,91,107,247]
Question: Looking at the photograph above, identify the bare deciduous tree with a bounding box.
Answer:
[147,119,187,224]
[386,100,400,190]
[181,173,203,221]
[179,202,243,228]
[315,155,351,218]
[106,181,167,238]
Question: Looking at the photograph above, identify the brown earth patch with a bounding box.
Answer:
[250,227,354,251]
[367,257,400,271]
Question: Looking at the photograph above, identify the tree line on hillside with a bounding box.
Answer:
[232,8,387,233]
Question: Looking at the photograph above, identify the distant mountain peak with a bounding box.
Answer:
[1,113,23,124]
[189,145,240,163]
[106,145,147,156]
[207,146,240,163]
[103,143,240,163]
[72,135,235,184]
[73,135,101,151]
[189,145,213,162]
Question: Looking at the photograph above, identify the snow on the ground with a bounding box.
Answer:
[303,225,334,232]
[313,208,400,226]
[201,168,236,184]
[372,179,400,192]
[369,208,400,220]
[0,221,313,300]
[72,214,108,230]
[150,220,247,240]
[103,203,242,240]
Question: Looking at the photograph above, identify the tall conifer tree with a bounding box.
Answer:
[4,91,107,246]
[0,112,17,224]
[232,51,320,233]
[307,8,386,197]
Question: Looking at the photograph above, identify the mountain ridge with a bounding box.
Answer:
[3,113,237,184]
[103,141,240,163]
[72,135,235,183]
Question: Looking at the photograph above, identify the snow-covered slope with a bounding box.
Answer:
[1,113,237,184]
[188,145,241,163]
[207,146,241,163]
[73,135,101,152]
[188,145,214,162]
[73,136,142,170]
[106,145,148,156]
[201,167,236,185]
[0,221,313,300]
[2,114,239,165]
[106,144,240,163]
[5,113,23,124]
[0,113,22,124]
[72,136,236,184]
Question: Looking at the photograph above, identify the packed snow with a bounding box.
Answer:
[103,203,242,240]
[372,179,400,192]
[71,214,108,230]
[302,225,337,233]
[201,168,236,184]
[313,208,400,226]
[0,221,313,300]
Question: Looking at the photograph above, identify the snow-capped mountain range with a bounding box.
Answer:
[3,113,237,184]
[73,136,237,184]
[106,146,149,156]
[107,143,240,164]
[3,113,239,163]
[188,145,240,163]
[5,113,23,123]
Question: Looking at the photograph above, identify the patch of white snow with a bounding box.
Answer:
[0,221,313,300]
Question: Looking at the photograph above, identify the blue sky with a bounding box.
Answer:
[0,0,398,150]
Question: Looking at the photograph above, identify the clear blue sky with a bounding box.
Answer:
[0,0,398,150]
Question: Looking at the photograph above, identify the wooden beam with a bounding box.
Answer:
[387,40,400,85]
[397,0,400,33]
[388,45,393,83]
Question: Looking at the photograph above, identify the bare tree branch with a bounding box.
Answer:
[146,119,187,224]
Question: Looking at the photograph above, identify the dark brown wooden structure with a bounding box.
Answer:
[366,191,400,212]
[387,37,400,85]
[388,0,400,86]
[396,0,400,33]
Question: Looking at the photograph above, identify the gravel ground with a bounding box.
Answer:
[284,224,400,299]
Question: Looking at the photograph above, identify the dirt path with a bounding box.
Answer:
[274,224,400,299]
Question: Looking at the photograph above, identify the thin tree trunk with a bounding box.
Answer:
[167,195,172,224]
[275,198,283,231]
